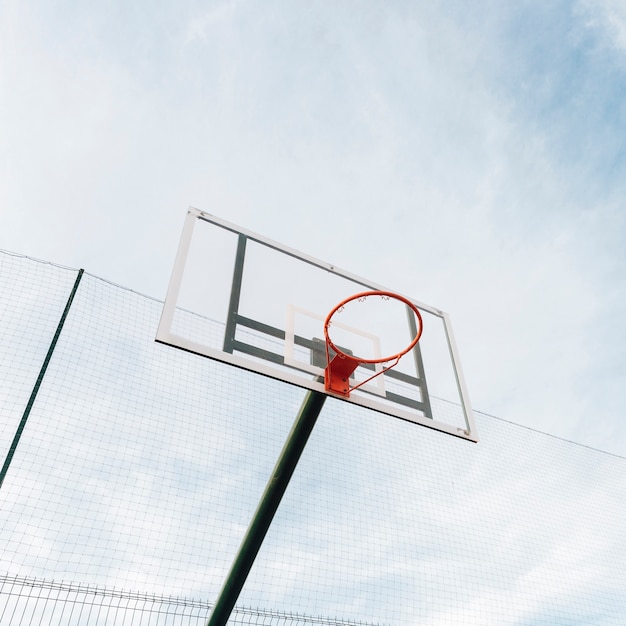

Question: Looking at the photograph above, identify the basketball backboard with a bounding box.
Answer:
[156,208,477,442]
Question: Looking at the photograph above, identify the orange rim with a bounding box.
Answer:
[323,290,423,366]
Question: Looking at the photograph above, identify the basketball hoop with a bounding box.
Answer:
[323,291,423,397]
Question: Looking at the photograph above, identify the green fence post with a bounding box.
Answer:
[0,269,84,489]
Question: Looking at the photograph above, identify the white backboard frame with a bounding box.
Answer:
[156,207,478,442]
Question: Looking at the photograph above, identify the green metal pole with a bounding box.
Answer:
[0,269,84,490]
[206,389,327,626]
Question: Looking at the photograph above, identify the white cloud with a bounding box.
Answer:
[580,0,626,51]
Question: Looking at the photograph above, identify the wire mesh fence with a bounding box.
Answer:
[0,574,376,626]
[1,251,626,625]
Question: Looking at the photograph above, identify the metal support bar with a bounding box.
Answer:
[223,234,247,354]
[0,269,84,489]
[407,306,432,418]
[206,389,327,626]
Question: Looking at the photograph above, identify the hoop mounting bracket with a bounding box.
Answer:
[324,354,361,396]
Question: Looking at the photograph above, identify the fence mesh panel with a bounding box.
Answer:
[1,251,625,625]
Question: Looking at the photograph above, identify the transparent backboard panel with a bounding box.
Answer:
[156,208,477,441]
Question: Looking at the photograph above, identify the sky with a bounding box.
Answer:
[1,0,626,456]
